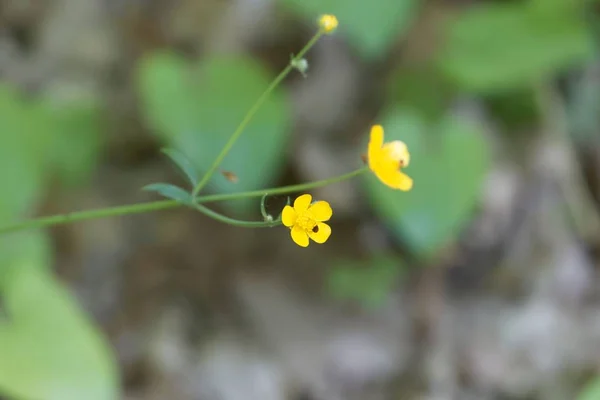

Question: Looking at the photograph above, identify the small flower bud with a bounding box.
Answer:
[290,56,309,77]
[318,14,338,34]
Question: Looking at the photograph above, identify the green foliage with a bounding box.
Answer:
[161,148,200,188]
[0,232,118,400]
[46,98,104,187]
[439,1,593,92]
[143,183,194,204]
[0,87,52,223]
[137,52,291,214]
[328,255,403,308]
[387,63,455,123]
[0,84,117,399]
[363,108,489,257]
[578,377,600,400]
[280,0,419,59]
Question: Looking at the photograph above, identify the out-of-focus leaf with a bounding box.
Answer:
[0,240,119,400]
[387,62,455,123]
[439,1,593,92]
[363,108,489,256]
[578,377,600,400]
[161,148,199,187]
[47,99,104,186]
[143,183,193,204]
[328,255,403,308]
[137,52,290,214]
[0,86,50,224]
[280,0,419,59]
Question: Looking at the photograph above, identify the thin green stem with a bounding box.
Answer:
[191,31,323,197]
[0,167,368,235]
[0,200,178,235]
[197,167,367,203]
[192,203,280,228]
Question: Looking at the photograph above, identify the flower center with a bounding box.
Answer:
[296,213,317,231]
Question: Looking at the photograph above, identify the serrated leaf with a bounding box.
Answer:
[280,0,419,59]
[439,1,593,92]
[143,183,193,204]
[137,53,290,214]
[362,109,489,256]
[161,148,199,187]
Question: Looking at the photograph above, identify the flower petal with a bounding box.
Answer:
[308,201,332,222]
[369,125,384,148]
[291,226,309,247]
[293,194,312,212]
[281,205,297,227]
[382,140,410,167]
[367,125,384,171]
[376,169,413,191]
[307,223,331,244]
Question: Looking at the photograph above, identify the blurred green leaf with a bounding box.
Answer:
[439,1,593,92]
[280,0,419,59]
[143,183,193,204]
[578,377,600,400]
[387,62,455,123]
[0,86,50,223]
[161,148,199,187]
[137,52,291,214]
[328,255,403,308]
[363,109,489,256]
[47,99,104,186]
[0,243,119,400]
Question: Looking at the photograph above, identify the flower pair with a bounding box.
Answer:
[284,125,412,247]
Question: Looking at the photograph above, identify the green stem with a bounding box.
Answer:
[0,167,368,235]
[192,203,280,228]
[191,31,323,197]
[0,200,178,235]
[196,167,367,203]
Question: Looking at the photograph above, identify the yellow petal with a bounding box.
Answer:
[281,205,297,227]
[293,194,312,212]
[308,201,332,222]
[307,223,331,244]
[376,169,413,191]
[382,140,410,167]
[291,226,309,247]
[367,125,384,170]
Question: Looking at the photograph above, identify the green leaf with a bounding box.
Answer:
[46,99,103,187]
[362,108,489,256]
[137,53,291,214]
[161,148,199,187]
[387,62,456,123]
[0,86,50,224]
[280,0,419,59]
[0,248,119,400]
[578,378,600,400]
[328,255,403,309]
[439,1,593,92]
[143,183,193,204]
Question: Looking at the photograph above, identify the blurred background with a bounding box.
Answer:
[1,0,600,399]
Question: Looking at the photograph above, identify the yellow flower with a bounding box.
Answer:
[282,194,332,247]
[318,14,338,34]
[367,125,413,191]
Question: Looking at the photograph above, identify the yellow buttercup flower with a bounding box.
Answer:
[282,194,332,247]
[318,14,338,34]
[367,125,413,191]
